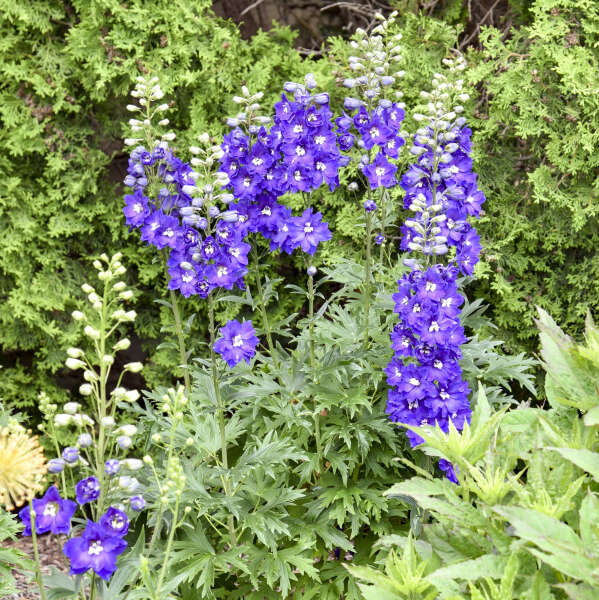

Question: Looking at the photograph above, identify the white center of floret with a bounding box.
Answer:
[261,206,271,216]
[44,502,58,517]
[243,177,251,187]
[293,124,303,133]
[304,222,314,233]
[425,282,436,292]
[182,273,193,283]
[370,127,379,138]
[295,145,306,156]
[315,135,325,145]
[441,298,452,307]
[316,161,325,171]
[429,321,439,332]
[133,203,143,214]
[375,167,385,177]
[434,360,443,369]
[217,266,228,278]
[252,157,263,166]
[88,541,103,556]
[440,391,450,400]
[294,170,302,181]
[409,378,420,386]
[232,335,244,347]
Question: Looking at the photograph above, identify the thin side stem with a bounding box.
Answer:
[251,248,276,365]
[208,294,236,547]
[154,494,181,600]
[29,502,47,600]
[363,210,373,351]
[308,273,322,476]
[169,288,191,399]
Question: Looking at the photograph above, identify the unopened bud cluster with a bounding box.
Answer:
[226,85,271,131]
[125,76,174,151]
[343,11,405,107]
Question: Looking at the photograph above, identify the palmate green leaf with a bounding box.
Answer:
[548,447,599,481]
[427,553,510,587]
[578,492,599,557]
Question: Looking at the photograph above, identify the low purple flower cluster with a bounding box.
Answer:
[399,124,484,275]
[124,145,250,297]
[219,80,336,255]
[20,477,145,580]
[338,101,405,189]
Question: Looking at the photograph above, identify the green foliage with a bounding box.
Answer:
[0,0,305,409]
[0,509,32,597]
[352,310,599,598]
[466,0,599,353]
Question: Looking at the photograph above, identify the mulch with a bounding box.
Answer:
[5,534,68,600]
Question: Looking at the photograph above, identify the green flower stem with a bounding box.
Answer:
[308,272,322,475]
[208,293,236,547]
[378,191,386,266]
[29,502,47,600]
[251,248,276,366]
[154,493,181,600]
[169,287,191,399]
[363,209,373,351]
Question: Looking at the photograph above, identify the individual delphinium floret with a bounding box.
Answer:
[386,56,485,483]
[20,254,148,582]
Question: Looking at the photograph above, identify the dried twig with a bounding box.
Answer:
[240,0,267,17]
[459,0,502,49]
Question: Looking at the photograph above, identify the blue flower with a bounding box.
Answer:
[288,208,332,255]
[105,459,120,476]
[63,520,127,581]
[213,319,259,368]
[99,507,129,537]
[62,447,79,464]
[129,495,145,511]
[363,152,398,190]
[19,486,77,536]
[76,477,101,505]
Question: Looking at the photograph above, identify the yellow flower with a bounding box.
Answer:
[0,426,47,510]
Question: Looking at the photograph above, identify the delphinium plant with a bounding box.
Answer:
[114,16,537,599]
[17,254,192,600]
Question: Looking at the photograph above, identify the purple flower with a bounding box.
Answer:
[375,234,385,245]
[213,319,259,368]
[439,459,459,484]
[363,199,377,212]
[62,447,79,464]
[105,459,120,476]
[99,507,129,537]
[362,152,398,190]
[76,477,101,505]
[129,495,145,511]
[47,458,65,473]
[63,520,127,581]
[288,208,332,255]
[19,486,77,536]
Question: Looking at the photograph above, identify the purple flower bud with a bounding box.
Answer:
[76,476,101,505]
[48,458,66,473]
[197,217,208,230]
[208,206,220,217]
[307,266,317,277]
[375,234,385,245]
[130,495,145,511]
[62,447,79,464]
[344,97,362,111]
[313,93,329,105]
[221,210,238,222]
[105,459,121,476]
[283,81,300,93]
[77,433,92,448]
[116,436,132,450]
[380,76,395,86]
[343,79,356,88]
[305,73,317,89]
[364,199,377,212]
[379,99,392,109]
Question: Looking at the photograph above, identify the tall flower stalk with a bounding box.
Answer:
[386,56,485,482]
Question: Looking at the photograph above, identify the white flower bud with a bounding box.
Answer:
[67,347,84,358]
[113,338,131,351]
[124,310,137,322]
[162,132,176,141]
[152,433,161,443]
[118,290,133,301]
[126,104,140,112]
[112,281,126,291]
[83,369,98,382]
[111,387,126,399]
[79,383,93,396]
[115,265,126,276]
[111,309,126,320]
[157,103,169,112]
[124,390,140,403]
[101,416,116,428]
[66,358,86,370]
[54,414,72,426]
[124,362,143,373]
[117,424,137,437]
[122,459,143,471]
[84,325,100,340]
[63,402,81,415]
[81,284,94,294]
[101,355,115,366]
[71,310,85,321]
